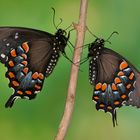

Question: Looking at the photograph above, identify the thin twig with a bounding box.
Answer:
[54,0,88,140]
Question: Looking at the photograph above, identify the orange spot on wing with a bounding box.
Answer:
[102,83,107,91]
[114,77,121,84]
[95,83,102,90]
[23,67,29,74]
[8,72,15,78]
[39,73,44,80]
[22,42,29,53]
[8,61,14,67]
[118,71,124,76]
[35,84,41,90]
[114,101,120,105]
[112,83,117,91]
[99,104,105,108]
[107,106,112,110]
[32,72,39,79]
[126,84,131,89]
[93,96,99,100]
[21,54,27,59]
[10,49,17,57]
[25,91,32,95]
[120,61,128,70]
[17,90,23,95]
[12,81,19,87]
[121,94,126,99]
[129,72,134,80]
[21,61,27,66]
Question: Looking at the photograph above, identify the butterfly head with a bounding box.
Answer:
[56,29,67,36]
[94,38,105,46]
[88,38,105,57]
[88,31,119,55]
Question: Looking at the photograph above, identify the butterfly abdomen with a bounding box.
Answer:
[45,48,60,77]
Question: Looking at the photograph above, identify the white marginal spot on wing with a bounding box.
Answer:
[6,43,10,46]
[15,32,19,39]
[24,96,29,99]
[1,53,6,58]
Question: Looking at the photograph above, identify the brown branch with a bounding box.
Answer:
[54,0,88,140]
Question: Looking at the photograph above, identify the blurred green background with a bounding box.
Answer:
[0,0,140,140]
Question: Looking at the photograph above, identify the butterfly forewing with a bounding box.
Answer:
[0,27,53,63]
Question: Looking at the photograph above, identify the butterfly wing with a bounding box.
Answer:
[0,27,56,107]
[0,27,53,63]
[91,48,136,126]
[100,48,140,108]
[124,64,140,107]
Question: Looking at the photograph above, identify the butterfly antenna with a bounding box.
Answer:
[86,26,98,39]
[56,18,63,29]
[106,31,119,42]
[65,24,73,31]
[51,7,58,30]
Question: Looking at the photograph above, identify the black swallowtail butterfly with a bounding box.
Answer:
[0,27,70,108]
[87,32,140,126]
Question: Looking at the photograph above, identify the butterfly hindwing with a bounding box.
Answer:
[124,64,140,107]
[5,41,47,107]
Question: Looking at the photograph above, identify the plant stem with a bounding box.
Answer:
[55,0,88,139]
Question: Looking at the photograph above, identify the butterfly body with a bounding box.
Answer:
[88,38,136,126]
[0,27,70,107]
